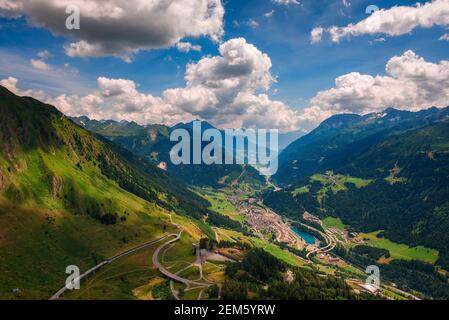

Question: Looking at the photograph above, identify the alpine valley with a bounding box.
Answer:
[2,86,449,300]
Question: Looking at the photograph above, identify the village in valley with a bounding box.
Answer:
[200,186,419,300]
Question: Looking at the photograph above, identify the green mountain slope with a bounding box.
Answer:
[275,107,449,185]
[263,109,449,298]
[266,108,449,270]
[0,86,209,299]
[320,121,449,267]
[71,116,170,158]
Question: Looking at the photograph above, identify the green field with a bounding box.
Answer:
[385,164,407,185]
[0,152,173,300]
[292,186,309,196]
[250,238,305,267]
[198,188,245,224]
[359,231,439,264]
[309,172,372,206]
[212,225,305,267]
[178,265,201,281]
[311,172,373,193]
[62,245,162,300]
[214,227,248,243]
[203,261,222,275]
[183,287,205,300]
[322,217,346,230]
[162,233,198,273]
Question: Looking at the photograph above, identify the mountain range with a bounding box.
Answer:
[3,83,449,300]
[0,86,219,298]
[265,105,449,271]
[71,116,266,188]
[0,85,357,300]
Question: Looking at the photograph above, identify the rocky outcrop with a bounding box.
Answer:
[51,175,64,199]
[0,169,5,192]
[148,128,158,142]
[157,162,168,171]
[2,142,15,162]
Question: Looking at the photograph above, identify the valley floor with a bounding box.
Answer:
[4,186,429,301]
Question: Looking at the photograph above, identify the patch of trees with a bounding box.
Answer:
[353,245,390,260]
[382,260,449,299]
[99,213,117,225]
[97,140,213,220]
[207,285,219,299]
[221,280,250,300]
[222,249,361,300]
[152,281,174,300]
[217,240,251,250]
[199,237,212,250]
[334,246,449,299]
[239,249,285,282]
[277,242,309,260]
[322,181,449,271]
[207,211,249,235]
[262,189,303,219]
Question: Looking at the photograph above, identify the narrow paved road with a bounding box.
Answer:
[50,234,170,300]
[151,232,211,288]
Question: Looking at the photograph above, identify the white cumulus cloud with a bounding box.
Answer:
[5,49,449,132]
[31,59,52,71]
[2,38,301,131]
[310,27,324,44]
[298,50,449,127]
[264,10,275,18]
[272,0,299,5]
[37,50,50,59]
[165,38,299,130]
[0,0,224,61]
[0,76,47,100]
[175,42,202,53]
[52,77,192,125]
[439,33,449,41]
[315,0,449,43]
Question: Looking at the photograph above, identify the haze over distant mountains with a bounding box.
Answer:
[71,116,305,151]
[71,116,267,188]
[70,115,304,188]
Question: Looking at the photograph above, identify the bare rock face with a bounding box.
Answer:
[2,142,15,163]
[0,169,5,192]
[51,175,64,199]
[148,128,158,142]
[158,162,168,171]
[284,270,295,284]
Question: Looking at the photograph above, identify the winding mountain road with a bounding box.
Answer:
[50,234,171,300]
[285,218,337,260]
[151,232,212,288]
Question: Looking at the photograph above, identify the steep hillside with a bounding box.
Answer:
[275,107,449,186]
[71,116,170,158]
[0,86,209,299]
[321,121,449,267]
[265,108,449,271]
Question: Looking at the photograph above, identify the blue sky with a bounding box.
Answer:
[223,0,449,104]
[1,0,448,131]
